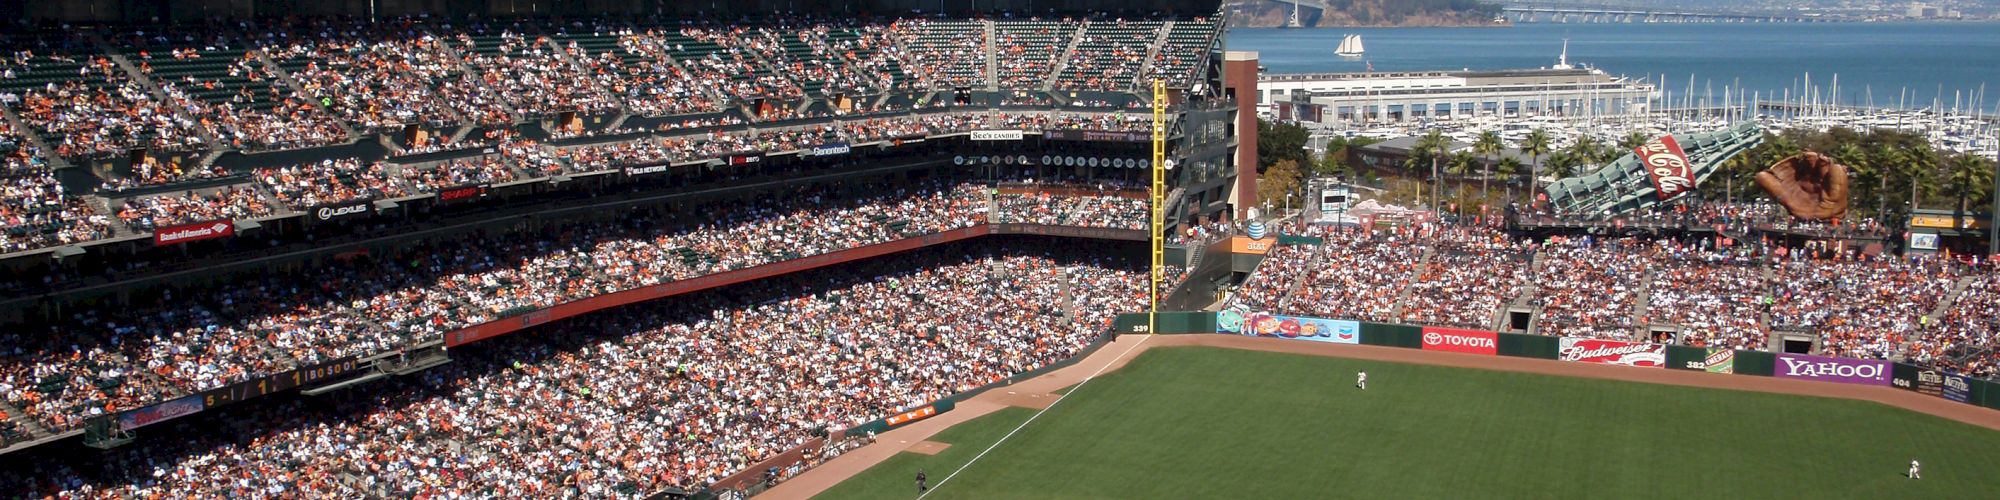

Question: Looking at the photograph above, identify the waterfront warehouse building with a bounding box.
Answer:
[1263,68,1656,123]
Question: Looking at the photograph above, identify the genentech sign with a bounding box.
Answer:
[1420,327,1497,355]
[1633,135,1695,201]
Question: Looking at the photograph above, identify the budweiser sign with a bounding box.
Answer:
[1420,327,1497,355]
[1634,135,1696,201]
[153,219,235,246]
[1559,338,1666,367]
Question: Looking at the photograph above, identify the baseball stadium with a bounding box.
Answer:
[0,0,1996,498]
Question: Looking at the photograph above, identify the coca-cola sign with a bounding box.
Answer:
[153,219,235,246]
[1559,338,1666,368]
[1420,327,1496,355]
[1634,135,1696,201]
[1774,352,1890,386]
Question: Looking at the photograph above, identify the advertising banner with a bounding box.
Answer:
[1909,232,1939,251]
[1773,352,1890,386]
[1243,314,1360,344]
[885,405,939,426]
[1634,134,1696,201]
[809,142,851,157]
[153,219,235,246]
[1703,348,1736,374]
[437,184,489,203]
[1558,338,1666,367]
[1915,369,1947,397]
[1217,310,1245,334]
[1229,236,1277,255]
[727,154,763,165]
[1043,129,1148,142]
[306,198,373,225]
[1943,373,1973,403]
[622,164,669,176]
[1420,327,1497,355]
[969,130,1025,141]
[117,395,204,431]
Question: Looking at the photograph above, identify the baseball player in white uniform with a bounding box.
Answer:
[1356,370,1367,390]
[1908,459,1920,479]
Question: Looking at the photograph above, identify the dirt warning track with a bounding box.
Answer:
[763,334,2000,499]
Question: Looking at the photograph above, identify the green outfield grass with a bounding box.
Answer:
[817,346,2000,499]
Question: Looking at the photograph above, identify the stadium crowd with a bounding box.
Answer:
[1231,218,2000,377]
[0,177,1153,435]
[0,243,1147,497]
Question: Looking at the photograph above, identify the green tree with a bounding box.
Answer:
[1545,150,1582,180]
[1257,119,1310,172]
[1567,134,1604,173]
[1407,129,1451,211]
[1945,153,1996,214]
[1521,128,1552,204]
[1258,159,1306,214]
[1617,131,1648,153]
[1473,130,1503,198]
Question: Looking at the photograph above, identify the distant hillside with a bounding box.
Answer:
[1228,0,1505,27]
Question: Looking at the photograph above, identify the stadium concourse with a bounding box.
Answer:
[1229,215,2000,380]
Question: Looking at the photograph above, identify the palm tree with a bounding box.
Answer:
[1473,130,1503,198]
[1409,129,1450,212]
[1945,153,1996,214]
[1521,128,1552,205]
[1496,157,1524,206]
[1830,142,1880,218]
[1546,150,1582,180]
[1617,131,1648,153]
[1567,135,1603,173]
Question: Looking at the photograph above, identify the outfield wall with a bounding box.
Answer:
[1110,311,2000,412]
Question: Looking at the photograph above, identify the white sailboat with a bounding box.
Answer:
[1336,34,1365,58]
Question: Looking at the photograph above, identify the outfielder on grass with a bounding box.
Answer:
[1356,370,1367,390]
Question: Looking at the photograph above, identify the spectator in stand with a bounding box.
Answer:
[115,185,273,231]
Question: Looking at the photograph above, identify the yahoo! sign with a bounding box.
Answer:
[1774,353,1890,386]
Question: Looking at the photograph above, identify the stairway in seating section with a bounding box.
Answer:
[982,21,999,92]
[0,399,51,442]
[1632,267,1656,339]
[1132,21,1174,91]
[1387,247,1435,320]
[1040,21,1089,92]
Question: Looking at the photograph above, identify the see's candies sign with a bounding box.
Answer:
[1420,327,1496,355]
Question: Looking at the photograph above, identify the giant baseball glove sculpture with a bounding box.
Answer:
[1754,151,1850,221]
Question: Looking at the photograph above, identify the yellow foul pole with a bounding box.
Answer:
[1149,79,1166,335]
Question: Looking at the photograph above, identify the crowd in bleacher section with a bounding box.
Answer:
[1230,218,2000,379]
[0,178,1150,441]
[0,14,1221,256]
[0,242,1149,496]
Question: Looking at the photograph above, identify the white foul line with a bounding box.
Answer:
[918,333,1156,498]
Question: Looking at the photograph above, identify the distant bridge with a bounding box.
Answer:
[1495,1,1844,24]
[1252,0,1846,24]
